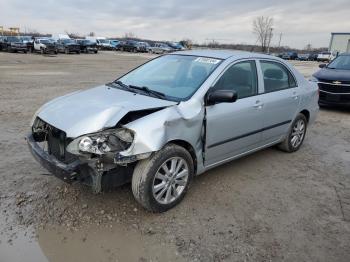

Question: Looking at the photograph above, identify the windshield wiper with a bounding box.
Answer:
[109,81,166,99]
[129,85,166,99]
[109,80,134,92]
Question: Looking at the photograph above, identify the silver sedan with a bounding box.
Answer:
[27,50,319,212]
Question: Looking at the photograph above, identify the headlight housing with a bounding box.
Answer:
[67,128,134,155]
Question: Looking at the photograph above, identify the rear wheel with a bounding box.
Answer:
[132,144,194,212]
[278,113,307,152]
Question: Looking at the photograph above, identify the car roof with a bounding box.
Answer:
[172,49,277,60]
[340,53,350,56]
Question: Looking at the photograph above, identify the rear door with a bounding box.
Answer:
[205,60,264,166]
[257,60,300,143]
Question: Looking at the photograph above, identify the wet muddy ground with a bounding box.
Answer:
[0,51,349,262]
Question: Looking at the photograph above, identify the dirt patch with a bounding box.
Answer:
[0,52,349,262]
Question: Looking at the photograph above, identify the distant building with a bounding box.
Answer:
[329,32,350,54]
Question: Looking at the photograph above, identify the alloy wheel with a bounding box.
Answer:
[152,157,189,205]
[290,119,305,148]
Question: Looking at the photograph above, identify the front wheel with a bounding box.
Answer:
[278,113,307,152]
[132,144,194,212]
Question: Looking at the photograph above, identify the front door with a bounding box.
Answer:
[205,60,264,166]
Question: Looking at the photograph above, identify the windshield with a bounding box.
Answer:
[327,55,350,70]
[117,55,222,101]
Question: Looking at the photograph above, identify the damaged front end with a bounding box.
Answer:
[27,116,151,193]
[26,84,205,194]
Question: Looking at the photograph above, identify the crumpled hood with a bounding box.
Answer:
[36,85,176,138]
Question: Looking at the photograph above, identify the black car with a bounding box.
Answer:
[312,53,350,107]
[76,39,98,53]
[0,36,5,51]
[56,39,80,54]
[308,53,318,61]
[281,52,298,60]
[119,40,139,52]
[2,36,28,53]
[297,53,310,61]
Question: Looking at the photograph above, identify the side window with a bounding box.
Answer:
[213,61,258,99]
[260,61,297,93]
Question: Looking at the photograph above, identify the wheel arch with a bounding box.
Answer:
[299,109,310,122]
[165,139,197,174]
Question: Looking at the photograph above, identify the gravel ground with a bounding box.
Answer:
[0,51,349,262]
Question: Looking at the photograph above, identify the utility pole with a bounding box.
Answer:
[278,32,283,48]
[267,27,273,54]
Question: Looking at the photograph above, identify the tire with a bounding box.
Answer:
[132,144,194,212]
[76,51,80,54]
[278,113,307,153]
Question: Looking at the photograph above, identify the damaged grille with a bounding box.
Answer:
[32,117,77,164]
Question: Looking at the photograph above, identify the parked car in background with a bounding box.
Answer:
[27,50,318,212]
[21,36,34,53]
[76,39,98,53]
[56,38,80,54]
[166,42,185,50]
[282,52,298,60]
[307,53,318,61]
[151,42,173,54]
[311,53,350,107]
[119,40,139,52]
[297,53,310,61]
[317,52,332,62]
[97,39,113,50]
[0,36,6,51]
[33,38,57,54]
[2,36,28,53]
[137,41,151,52]
[109,40,120,50]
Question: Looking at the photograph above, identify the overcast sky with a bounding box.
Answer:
[1,0,349,48]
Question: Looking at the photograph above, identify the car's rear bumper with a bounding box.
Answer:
[26,134,81,183]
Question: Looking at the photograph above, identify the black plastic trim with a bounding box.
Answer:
[207,120,292,149]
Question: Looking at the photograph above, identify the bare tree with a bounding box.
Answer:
[88,32,95,37]
[123,32,137,39]
[305,43,312,51]
[253,16,274,53]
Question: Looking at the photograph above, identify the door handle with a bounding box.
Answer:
[292,92,299,100]
[253,100,264,109]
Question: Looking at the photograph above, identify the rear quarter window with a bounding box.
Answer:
[260,61,297,93]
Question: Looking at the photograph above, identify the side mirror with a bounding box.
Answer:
[207,90,238,106]
[319,64,327,69]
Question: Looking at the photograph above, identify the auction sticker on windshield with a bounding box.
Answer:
[195,57,221,64]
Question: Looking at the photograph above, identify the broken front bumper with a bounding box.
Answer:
[26,134,81,183]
